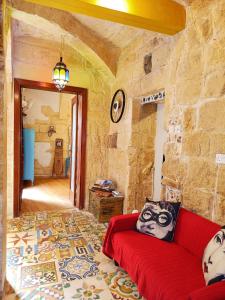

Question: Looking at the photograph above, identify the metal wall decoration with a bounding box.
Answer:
[110,89,126,123]
[48,126,56,137]
[144,53,152,74]
[141,89,165,105]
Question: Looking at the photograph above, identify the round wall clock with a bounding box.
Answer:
[110,89,126,123]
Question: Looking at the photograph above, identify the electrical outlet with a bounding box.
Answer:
[216,154,225,164]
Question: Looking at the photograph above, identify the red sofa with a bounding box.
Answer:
[103,208,225,300]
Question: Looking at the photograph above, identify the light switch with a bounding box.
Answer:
[216,154,225,164]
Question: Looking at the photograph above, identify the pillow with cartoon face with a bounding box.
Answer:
[202,227,225,286]
[136,200,181,242]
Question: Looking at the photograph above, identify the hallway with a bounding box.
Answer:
[21,178,73,213]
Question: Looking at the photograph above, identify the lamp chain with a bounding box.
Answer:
[60,35,65,58]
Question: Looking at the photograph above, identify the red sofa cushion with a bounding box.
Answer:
[174,209,220,259]
[112,230,205,300]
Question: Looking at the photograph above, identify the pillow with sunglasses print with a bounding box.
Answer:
[202,226,225,286]
[136,200,181,242]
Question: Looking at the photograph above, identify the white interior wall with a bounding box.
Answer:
[153,103,167,201]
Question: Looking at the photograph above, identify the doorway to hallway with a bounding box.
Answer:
[14,79,87,217]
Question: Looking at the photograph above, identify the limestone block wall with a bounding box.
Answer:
[162,0,225,224]
[23,89,72,177]
[109,0,225,223]
[108,32,170,213]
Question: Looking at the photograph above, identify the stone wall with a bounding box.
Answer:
[162,0,225,224]
[108,33,169,213]
[109,0,225,224]
[23,89,72,177]
[5,0,225,225]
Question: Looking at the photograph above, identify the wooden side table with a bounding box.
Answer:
[89,190,124,223]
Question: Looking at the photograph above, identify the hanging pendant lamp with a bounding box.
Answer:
[52,36,69,91]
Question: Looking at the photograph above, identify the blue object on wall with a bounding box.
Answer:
[23,128,35,184]
[65,157,70,177]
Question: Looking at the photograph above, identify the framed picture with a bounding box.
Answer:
[55,138,63,149]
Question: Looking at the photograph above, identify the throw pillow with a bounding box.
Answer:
[136,200,181,242]
[202,226,225,286]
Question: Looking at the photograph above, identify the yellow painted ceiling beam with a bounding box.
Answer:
[24,0,186,35]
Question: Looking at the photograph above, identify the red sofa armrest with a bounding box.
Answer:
[188,281,225,300]
[102,213,139,258]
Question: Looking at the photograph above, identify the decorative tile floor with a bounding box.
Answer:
[7,209,143,299]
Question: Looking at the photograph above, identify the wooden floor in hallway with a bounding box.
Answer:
[21,178,74,213]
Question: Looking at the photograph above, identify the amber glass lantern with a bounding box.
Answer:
[52,56,69,91]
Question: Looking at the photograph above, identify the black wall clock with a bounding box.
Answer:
[110,89,126,123]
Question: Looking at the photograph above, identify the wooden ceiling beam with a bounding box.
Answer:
[24,0,186,35]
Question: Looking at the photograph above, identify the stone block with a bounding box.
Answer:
[186,158,217,189]
[176,48,203,81]
[217,166,225,196]
[214,194,225,225]
[164,142,180,157]
[176,78,202,105]
[35,132,49,142]
[56,124,68,135]
[39,124,51,133]
[183,132,210,157]
[183,107,196,131]
[210,134,225,156]
[199,100,225,131]
[203,68,225,98]
[182,188,213,219]
[205,37,225,71]
[201,18,213,42]
[162,158,187,188]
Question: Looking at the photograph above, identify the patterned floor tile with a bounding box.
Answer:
[7,231,36,248]
[51,217,67,235]
[65,224,81,234]
[20,261,59,289]
[36,212,48,222]
[7,247,24,267]
[58,255,99,281]
[7,217,35,233]
[18,284,64,300]
[56,246,74,260]
[105,269,143,300]
[7,209,143,300]
[17,287,41,300]
[37,227,54,240]
[7,244,39,267]
[63,277,114,300]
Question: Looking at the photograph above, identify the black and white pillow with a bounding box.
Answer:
[136,200,181,242]
[202,227,225,286]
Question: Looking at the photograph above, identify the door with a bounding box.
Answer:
[70,93,87,209]
[70,95,78,204]
[14,79,87,217]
